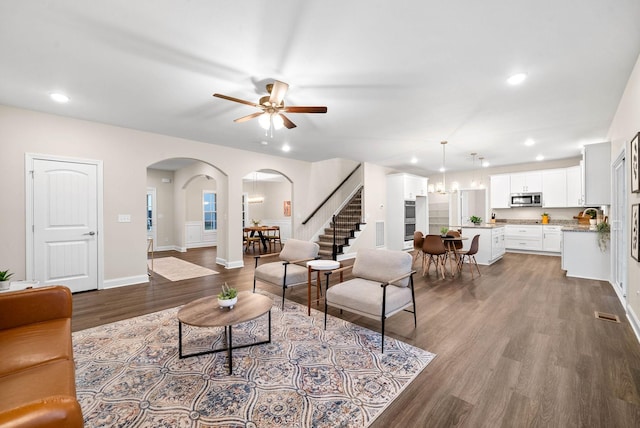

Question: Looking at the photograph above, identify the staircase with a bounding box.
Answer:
[316,188,365,259]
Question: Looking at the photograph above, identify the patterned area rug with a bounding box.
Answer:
[148,256,218,281]
[73,291,435,427]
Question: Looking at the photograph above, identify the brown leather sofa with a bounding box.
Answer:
[0,286,83,427]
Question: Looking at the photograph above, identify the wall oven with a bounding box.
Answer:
[509,192,542,207]
[404,200,416,241]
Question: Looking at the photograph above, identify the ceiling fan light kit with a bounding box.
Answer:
[213,80,327,132]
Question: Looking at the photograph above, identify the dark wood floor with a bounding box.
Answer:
[72,248,640,427]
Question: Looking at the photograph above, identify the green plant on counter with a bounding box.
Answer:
[469,215,482,225]
[217,282,238,300]
[585,208,598,219]
[440,226,449,236]
[596,222,610,252]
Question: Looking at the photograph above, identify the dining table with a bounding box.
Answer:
[245,225,279,252]
[441,235,468,276]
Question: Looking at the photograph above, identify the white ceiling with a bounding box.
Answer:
[2,1,639,175]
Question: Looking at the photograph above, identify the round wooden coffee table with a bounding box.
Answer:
[177,291,272,374]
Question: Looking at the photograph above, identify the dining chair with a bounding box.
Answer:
[243,228,261,253]
[444,230,463,275]
[267,226,283,252]
[412,231,424,267]
[456,234,481,278]
[422,234,449,279]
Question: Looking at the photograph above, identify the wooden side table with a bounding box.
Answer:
[306,260,341,316]
[177,291,272,374]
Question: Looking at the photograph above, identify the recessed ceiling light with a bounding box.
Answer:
[536,154,544,161]
[282,144,291,152]
[50,93,69,103]
[410,156,418,164]
[439,167,446,173]
[507,73,527,85]
[524,138,535,146]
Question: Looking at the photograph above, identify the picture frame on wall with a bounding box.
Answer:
[632,204,639,262]
[632,132,640,193]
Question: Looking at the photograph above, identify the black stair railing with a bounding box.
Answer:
[330,190,363,260]
[302,163,362,225]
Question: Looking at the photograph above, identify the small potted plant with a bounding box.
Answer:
[0,269,14,290]
[541,212,549,224]
[469,215,482,226]
[217,282,238,309]
[440,227,449,237]
[585,209,598,226]
[251,219,261,226]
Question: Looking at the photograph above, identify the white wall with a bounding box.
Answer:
[0,105,349,285]
[607,52,640,332]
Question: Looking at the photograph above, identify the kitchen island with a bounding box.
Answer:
[561,226,610,281]
[459,224,505,265]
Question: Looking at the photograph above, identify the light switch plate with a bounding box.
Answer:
[118,214,131,223]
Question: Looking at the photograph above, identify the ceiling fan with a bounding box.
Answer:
[213,80,327,129]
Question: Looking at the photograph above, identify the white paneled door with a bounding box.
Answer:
[32,159,99,293]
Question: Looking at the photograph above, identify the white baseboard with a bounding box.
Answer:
[221,257,244,269]
[627,303,640,344]
[102,274,149,289]
[186,243,216,249]
[152,245,183,252]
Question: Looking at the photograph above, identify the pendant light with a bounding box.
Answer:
[438,141,448,194]
[248,171,264,204]
[470,152,478,187]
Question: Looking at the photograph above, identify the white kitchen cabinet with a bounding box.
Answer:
[490,174,511,209]
[460,226,505,265]
[562,230,610,281]
[386,173,429,251]
[542,225,562,252]
[566,165,584,207]
[583,142,611,205]
[510,172,542,194]
[505,225,543,251]
[402,174,428,200]
[542,169,567,208]
[491,227,506,260]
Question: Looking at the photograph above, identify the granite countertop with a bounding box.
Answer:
[454,223,504,229]
[561,225,598,232]
[453,219,597,230]
[493,219,578,226]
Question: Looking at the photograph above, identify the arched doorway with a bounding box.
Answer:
[242,169,293,248]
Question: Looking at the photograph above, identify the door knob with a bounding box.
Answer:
[84,231,96,236]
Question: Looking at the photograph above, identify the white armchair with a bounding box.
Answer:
[253,239,320,309]
[324,248,416,353]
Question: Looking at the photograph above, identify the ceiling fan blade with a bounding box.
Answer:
[283,106,328,113]
[279,113,297,129]
[233,112,264,123]
[213,93,260,107]
[269,81,289,106]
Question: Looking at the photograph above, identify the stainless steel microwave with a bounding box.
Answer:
[510,192,542,207]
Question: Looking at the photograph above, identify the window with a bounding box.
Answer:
[203,191,217,230]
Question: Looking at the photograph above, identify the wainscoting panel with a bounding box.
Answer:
[185,221,216,248]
